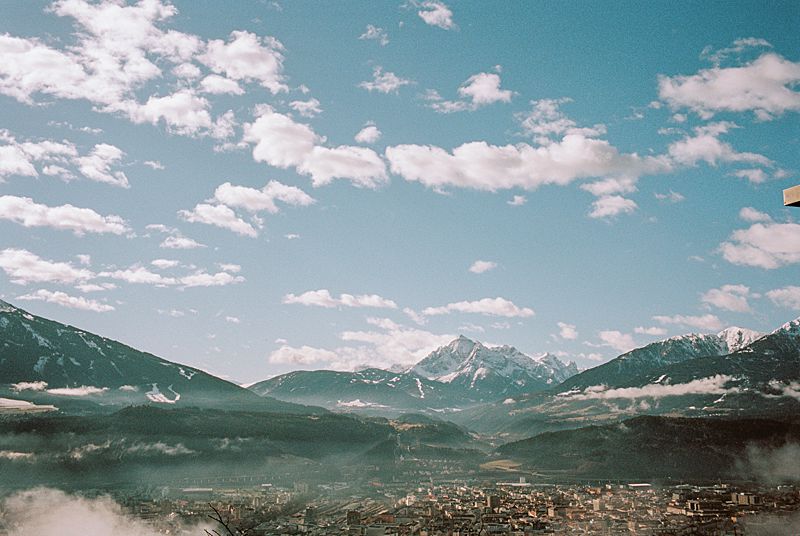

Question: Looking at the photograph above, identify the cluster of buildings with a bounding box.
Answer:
[94,478,800,535]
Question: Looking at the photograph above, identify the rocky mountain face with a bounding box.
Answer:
[251,336,579,414]
[411,335,578,397]
[0,300,316,414]
[450,322,798,438]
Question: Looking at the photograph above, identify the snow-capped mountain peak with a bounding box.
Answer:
[716,326,764,352]
[411,337,578,396]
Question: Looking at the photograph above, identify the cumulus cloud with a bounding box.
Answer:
[719,222,800,269]
[593,330,637,353]
[516,98,606,144]
[16,289,114,312]
[282,289,397,309]
[199,30,287,94]
[178,203,258,237]
[426,71,514,113]
[634,326,668,336]
[508,195,527,206]
[739,206,772,223]
[198,74,243,95]
[0,195,129,235]
[74,143,130,187]
[422,297,534,318]
[557,322,579,340]
[588,195,637,219]
[243,107,387,188]
[658,51,800,120]
[289,97,322,118]
[417,1,456,30]
[359,66,413,94]
[160,235,205,249]
[386,135,667,194]
[701,284,752,312]
[0,248,93,285]
[560,374,738,401]
[767,286,800,310]
[212,180,315,213]
[666,122,772,168]
[468,260,497,274]
[270,319,453,371]
[653,313,723,331]
[0,130,132,187]
[355,122,382,144]
[359,25,389,46]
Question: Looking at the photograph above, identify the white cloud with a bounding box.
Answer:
[243,107,387,188]
[516,98,606,145]
[634,326,668,336]
[218,263,241,273]
[114,89,220,137]
[595,330,636,353]
[719,222,800,269]
[557,321,578,340]
[0,248,93,285]
[589,195,637,219]
[225,315,240,324]
[355,123,382,144]
[653,313,723,331]
[700,37,773,65]
[160,235,205,249]
[386,135,668,193]
[658,52,800,120]
[151,259,180,269]
[468,260,497,274]
[16,289,114,312]
[359,66,413,94]
[199,74,244,95]
[359,25,389,46]
[667,122,772,168]
[427,71,513,113]
[508,195,527,206]
[766,286,800,310]
[46,385,109,396]
[422,297,534,318]
[739,206,772,223]
[1,487,209,536]
[561,375,737,401]
[199,30,287,94]
[732,168,769,184]
[701,284,752,312]
[282,289,397,309]
[10,381,48,392]
[178,271,244,288]
[74,143,130,187]
[269,345,340,366]
[654,190,685,203]
[142,160,164,170]
[0,195,129,235]
[417,1,456,30]
[178,203,258,237]
[289,97,322,118]
[213,180,315,213]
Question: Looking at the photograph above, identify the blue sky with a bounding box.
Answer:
[0,0,798,383]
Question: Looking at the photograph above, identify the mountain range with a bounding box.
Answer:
[249,335,579,414]
[1,300,800,483]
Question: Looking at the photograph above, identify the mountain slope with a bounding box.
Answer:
[0,300,318,414]
[452,322,796,437]
[555,327,763,393]
[496,415,800,480]
[412,335,578,398]
[250,336,578,413]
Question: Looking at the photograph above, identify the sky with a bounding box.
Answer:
[0,0,798,384]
